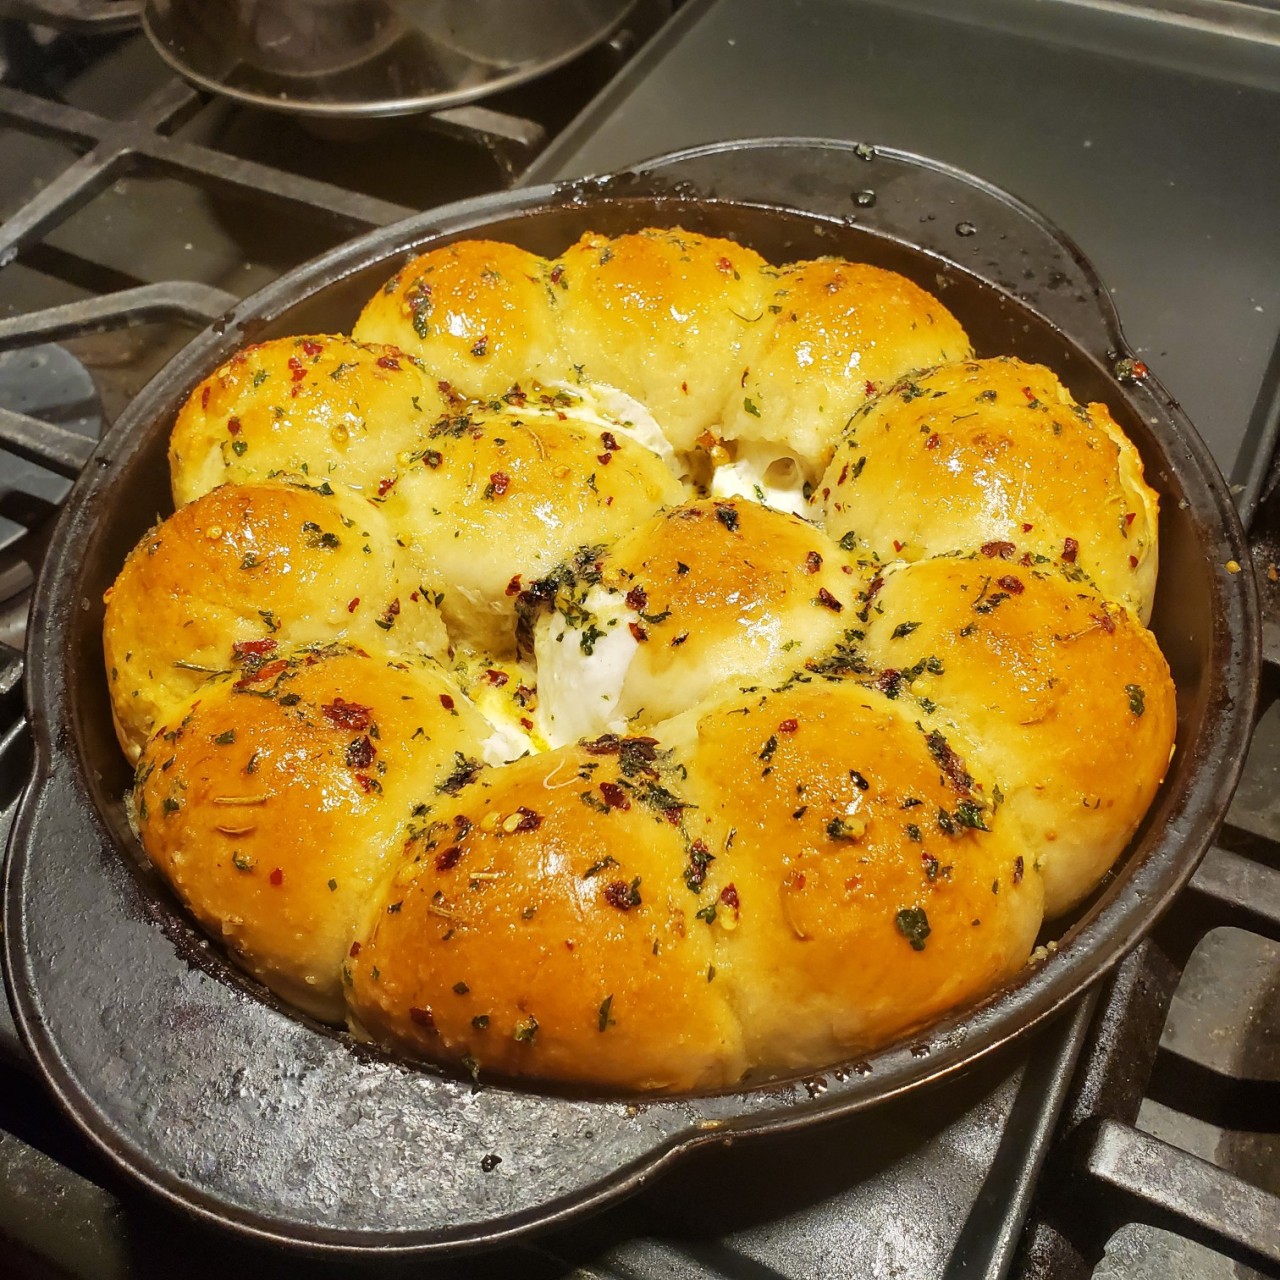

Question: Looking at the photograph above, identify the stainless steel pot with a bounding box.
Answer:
[142,0,638,115]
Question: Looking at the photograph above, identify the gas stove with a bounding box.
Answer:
[1,4,1278,1278]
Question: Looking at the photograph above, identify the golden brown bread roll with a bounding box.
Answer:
[719,259,972,478]
[103,481,449,760]
[819,357,1159,622]
[347,739,744,1091]
[352,240,564,400]
[529,497,868,745]
[169,335,449,506]
[133,646,491,1021]
[677,681,1044,1072]
[104,226,1175,1091]
[381,395,685,654]
[554,229,772,452]
[852,555,1176,915]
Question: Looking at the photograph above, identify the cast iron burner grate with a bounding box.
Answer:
[0,13,1278,1280]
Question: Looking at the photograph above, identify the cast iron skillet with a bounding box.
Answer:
[2,139,1260,1255]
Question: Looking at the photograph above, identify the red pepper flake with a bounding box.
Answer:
[439,694,455,710]
[288,357,306,382]
[1091,611,1117,635]
[980,541,1016,560]
[595,451,612,466]
[805,550,823,574]
[269,868,284,886]
[874,669,903,697]
[926,728,973,795]
[232,638,277,662]
[719,883,740,911]
[299,339,323,357]
[1062,537,1079,564]
[625,585,648,612]
[716,256,734,273]
[600,431,620,452]
[349,941,361,957]
[1129,555,1139,569]
[436,845,463,871]
[925,433,940,450]
[484,669,509,687]
[234,657,287,689]
[519,717,533,730]
[377,477,396,497]
[549,264,565,285]
[816,587,843,612]
[599,782,630,811]
[864,380,878,397]
[1125,512,1137,526]
[510,807,542,832]
[355,774,378,794]
[321,698,372,731]
[778,718,799,733]
[628,621,648,643]
[838,463,849,485]
[505,574,522,596]
[376,354,401,371]
[227,416,241,436]
[1022,522,1034,533]
[893,540,905,553]
[409,1006,436,1030]
[661,806,684,826]
[1021,385,1036,401]
[345,737,376,770]
[488,471,510,497]
[604,878,642,910]
[1019,552,1033,567]
[201,385,211,410]
[996,575,1025,594]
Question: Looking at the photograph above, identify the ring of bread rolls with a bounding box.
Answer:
[104,227,1176,1093]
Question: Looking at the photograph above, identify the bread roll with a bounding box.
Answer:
[853,555,1176,915]
[820,357,1159,621]
[381,397,684,654]
[677,681,1044,1072]
[531,497,868,746]
[103,481,448,760]
[347,740,745,1091]
[170,335,449,505]
[132,646,490,1020]
[353,240,564,401]
[555,229,772,452]
[719,260,972,478]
